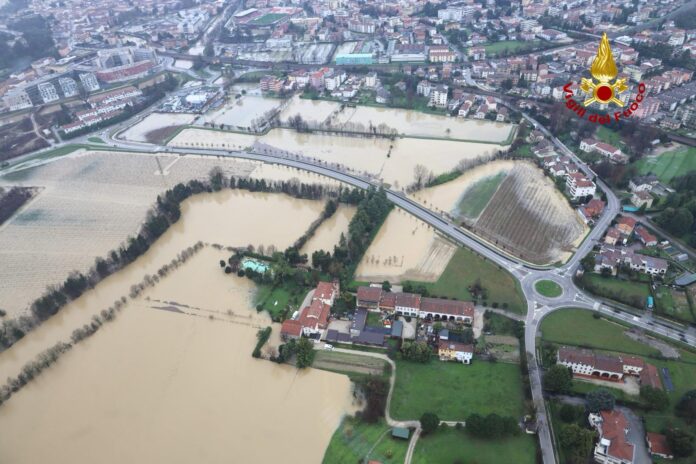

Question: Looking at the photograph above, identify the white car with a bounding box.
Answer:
[323,344,334,351]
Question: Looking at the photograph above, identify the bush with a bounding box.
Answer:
[420,412,440,435]
[252,326,272,358]
[295,337,315,368]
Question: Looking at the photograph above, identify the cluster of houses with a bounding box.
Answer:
[280,283,477,364]
[558,345,675,463]
[594,216,669,277]
[60,85,143,135]
[527,130,600,202]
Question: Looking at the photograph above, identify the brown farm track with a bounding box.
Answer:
[470,163,586,265]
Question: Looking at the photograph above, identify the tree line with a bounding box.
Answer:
[0,187,35,226]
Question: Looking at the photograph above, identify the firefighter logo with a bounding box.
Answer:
[580,33,628,107]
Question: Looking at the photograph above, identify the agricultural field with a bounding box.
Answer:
[405,247,526,314]
[471,162,587,264]
[412,427,537,464]
[330,104,514,142]
[322,417,408,464]
[354,208,457,283]
[279,95,339,125]
[635,145,696,183]
[120,112,195,143]
[456,172,507,219]
[0,150,334,314]
[391,360,525,421]
[168,127,502,187]
[313,351,388,378]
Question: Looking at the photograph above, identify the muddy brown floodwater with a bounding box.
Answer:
[0,190,358,463]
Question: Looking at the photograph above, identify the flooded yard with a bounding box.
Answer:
[120,112,195,143]
[279,95,339,124]
[199,95,281,130]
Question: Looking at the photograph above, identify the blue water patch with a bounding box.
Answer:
[241,257,270,273]
[661,367,674,392]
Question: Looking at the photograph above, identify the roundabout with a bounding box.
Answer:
[534,279,563,298]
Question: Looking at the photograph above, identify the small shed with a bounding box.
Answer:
[391,427,410,440]
[390,320,403,338]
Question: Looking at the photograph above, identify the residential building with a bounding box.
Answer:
[38,82,60,103]
[589,410,635,464]
[79,73,100,92]
[580,138,627,163]
[3,89,33,111]
[438,340,474,364]
[357,286,383,310]
[566,172,596,199]
[428,45,456,63]
[635,226,657,247]
[646,432,673,460]
[429,84,448,108]
[557,346,624,380]
[578,199,606,224]
[629,175,658,193]
[419,298,474,323]
[631,191,653,209]
[58,77,79,98]
[616,217,637,236]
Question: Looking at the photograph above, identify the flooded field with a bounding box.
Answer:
[331,105,513,142]
[355,208,456,283]
[0,246,356,464]
[412,160,517,215]
[169,127,500,187]
[279,95,339,124]
[0,150,342,315]
[199,95,281,130]
[120,112,195,142]
[301,205,356,256]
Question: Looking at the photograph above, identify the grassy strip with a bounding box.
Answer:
[404,247,526,314]
[322,417,408,464]
[534,280,563,298]
[456,172,506,219]
[252,326,272,358]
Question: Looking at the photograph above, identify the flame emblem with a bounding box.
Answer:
[580,33,628,107]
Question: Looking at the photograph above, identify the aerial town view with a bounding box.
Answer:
[2,0,696,462]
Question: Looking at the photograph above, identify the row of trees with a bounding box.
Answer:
[0,187,35,226]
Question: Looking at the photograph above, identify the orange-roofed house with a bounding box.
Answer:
[590,409,635,464]
[617,216,637,236]
[646,432,673,460]
[280,319,302,340]
[298,299,331,336]
[313,281,339,306]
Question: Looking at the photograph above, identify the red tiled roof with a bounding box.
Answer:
[640,363,663,390]
[620,355,645,369]
[438,339,474,354]
[635,226,657,244]
[595,354,624,374]
[600,410,634,462]
[421,298,474,317]
[357,286,383,304]
[299,299,330,329]
[395,292,421,309]
[558,346,595,366]
[379,292,396,309]
[617,216,637,228]
[280,319,302,337]
[314,281,336,301]
[647,432,672,457]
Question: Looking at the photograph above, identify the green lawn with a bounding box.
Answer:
[405,247,526,314]
[254,281,310,321]
[635,146,696,183]
[579,273,651,309]
[655,286,695,324]
[540,308,660,357]
[456,172,507,219]
[483,40,542,55]
[391,360,525,421]
[412,427,537,464]
[322,417,408,464]
[535,279,563,298]
[87,137,105,144]
[250,13,287,25]
[594,126,624,148]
